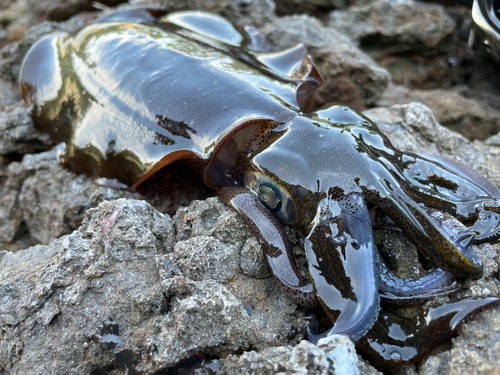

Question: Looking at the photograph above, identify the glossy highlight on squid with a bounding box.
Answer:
[20,7,500,368]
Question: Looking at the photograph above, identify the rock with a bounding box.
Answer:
[327,0,463,90]
[0,177,21,248]
[0,105,50,155]
[486,133,500,147]
[376,85,500,141]
[0,146,137,249]
[219,335,363,374]
[409,89,500,140]
[328,0,456,53]
[0,76,20,109]
[26,0,126,21]
[261,14,390,109]
[0,198,306,373]
[132,0,276,27]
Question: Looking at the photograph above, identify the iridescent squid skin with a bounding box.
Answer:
[20,7,500,367]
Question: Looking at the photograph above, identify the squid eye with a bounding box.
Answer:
[244,172,297,224]
[258,183,282,213]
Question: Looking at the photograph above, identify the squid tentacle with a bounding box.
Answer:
[306,193,379,343]
[401,153,500,243]
[363,173,483,278]
[376,254,459,305]
[357,297,500,368]
[218,186,319,308]
[469,209,500,243]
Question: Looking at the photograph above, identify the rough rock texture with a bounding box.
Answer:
[376,85,500,141]
[0,198,306,373]
[220,335,362,374]
[261,14,390,109]
[328,0,456,52]
[26,0,127,21]
[0,105,50,155]
[133,0,277,27]
[0,146,137,250]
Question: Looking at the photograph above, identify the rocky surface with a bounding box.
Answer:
[26,0,127,21]
[328,0,456,53]
[0,198,305,373]
[0,0,499,374]
[377,84,500,140]
[220,335,362,374]
[133,0,277,27]
[0,146,138,251]
[261,14,390,110]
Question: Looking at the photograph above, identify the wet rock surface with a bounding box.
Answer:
[0,0,499,374]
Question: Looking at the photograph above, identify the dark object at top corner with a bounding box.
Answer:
[472,0,500,60]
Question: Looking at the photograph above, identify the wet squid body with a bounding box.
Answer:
[21,7,500,367]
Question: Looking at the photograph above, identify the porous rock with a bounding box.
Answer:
[261,14,390,108]
[328,0,455,52]
[376,85,500,141]
[219,335,363,375]
[0,105,50,155]
[0,146,137,250]
[132,0,276,27]
[0,198,307,373]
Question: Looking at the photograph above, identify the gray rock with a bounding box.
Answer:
[0,146,137,250]
[0,179,21,247]
[408,89,500,140]
[132,0,276,27]
[261,14,390,108]
[328,0,455,53]
[219,335,362,374]
[486,133,500,147]
[376,85,500,141]
[0,105,50,155]
[26,0,126,21]
[0,198,307,373]
[0,76,21,109]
